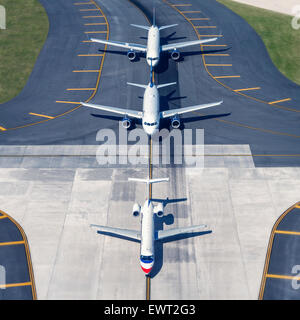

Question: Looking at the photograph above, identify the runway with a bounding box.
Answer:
[0,0,299,166]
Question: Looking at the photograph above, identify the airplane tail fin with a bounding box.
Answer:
[128,177,169,185]
[158,24,178,31]
[130,24,150,31]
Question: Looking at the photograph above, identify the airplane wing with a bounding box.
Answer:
[161,37,217,51]
[91,224,141,241]
[156,224,208,241]
[90,38,147,52]
[160,101,223,119]
[81,102,143,119]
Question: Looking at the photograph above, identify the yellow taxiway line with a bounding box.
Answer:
[188,17,209,20]
[84,22,106,25]
[234,87,261,92]
[72,70,99,72]
[0,126,6,131]
[206,64,232,66]
[275,230,300,236]
[0,241,25,247]
[29,113,54,119]
[79,8,99,11]
[84,31,107,34]
[172,4,192,6]
[55,101,81,104]
[269,98,291,105]
[214,75,240,78]
[77,54,104,57]
[66,88,96,91]
[266,274,300,281]
[0,282,32,289]
[82,15,104,18]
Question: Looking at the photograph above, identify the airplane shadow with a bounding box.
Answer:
[150,210,212,278]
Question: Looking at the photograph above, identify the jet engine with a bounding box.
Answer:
[154,203,164,218]
[127,50,136,61]
[171,49,180,61]
[122,116,132,129]
[171,115,180,129]
[132,203,141,217]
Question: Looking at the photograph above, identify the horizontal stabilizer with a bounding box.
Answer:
[128,177,169,185]
[157,82,177,89]
[159,24,178,31]
[127,82,148,89]
[130,24,150,31]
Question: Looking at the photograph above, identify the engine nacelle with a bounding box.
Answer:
[171,115,180,129]
[154,203,164,218]
[132,203,141,217]
[127,50,136,61]
[171,49,180,61]
[122,116,132,129]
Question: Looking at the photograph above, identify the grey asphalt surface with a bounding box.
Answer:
[0,0,299,166]
[0,212,34,300]
[262,205,300,300]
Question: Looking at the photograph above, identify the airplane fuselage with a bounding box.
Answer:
[142,83,160,136]
[146,26,160,67]
[140,200,155,274]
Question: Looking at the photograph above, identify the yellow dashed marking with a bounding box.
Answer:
[269,98,292,105]
[0,126,6,131]
[77,54,104,57]
[202,44,227,47]
[181,10,201,13]
[266,274,300,281]
[234,87,261,92]
[196,26,217,28]
[204,54,230,56]
[79,8,99,11]
[66,88,96,91]
[214,75,240,78]
[84,22,106,25]
[55,101,81,104]
[84,31,107,34]
[29,113,54,119]
[275,230,300,236]
[0,282,32,289]
[0,215,7,219]
[82,15,104,18]
[188,17,209,20]
[206,64,232,66]
[0,241,25,247]
[72,70,99,72]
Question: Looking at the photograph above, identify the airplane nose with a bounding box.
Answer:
[141,265,152,274]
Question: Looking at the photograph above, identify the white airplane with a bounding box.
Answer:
[81,74,223,136]
[90,11,218,67]
[91,177,208,274]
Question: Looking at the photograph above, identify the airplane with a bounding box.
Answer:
[90,177,209,274]
[81,71,223,136]
[89,9,218,67]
